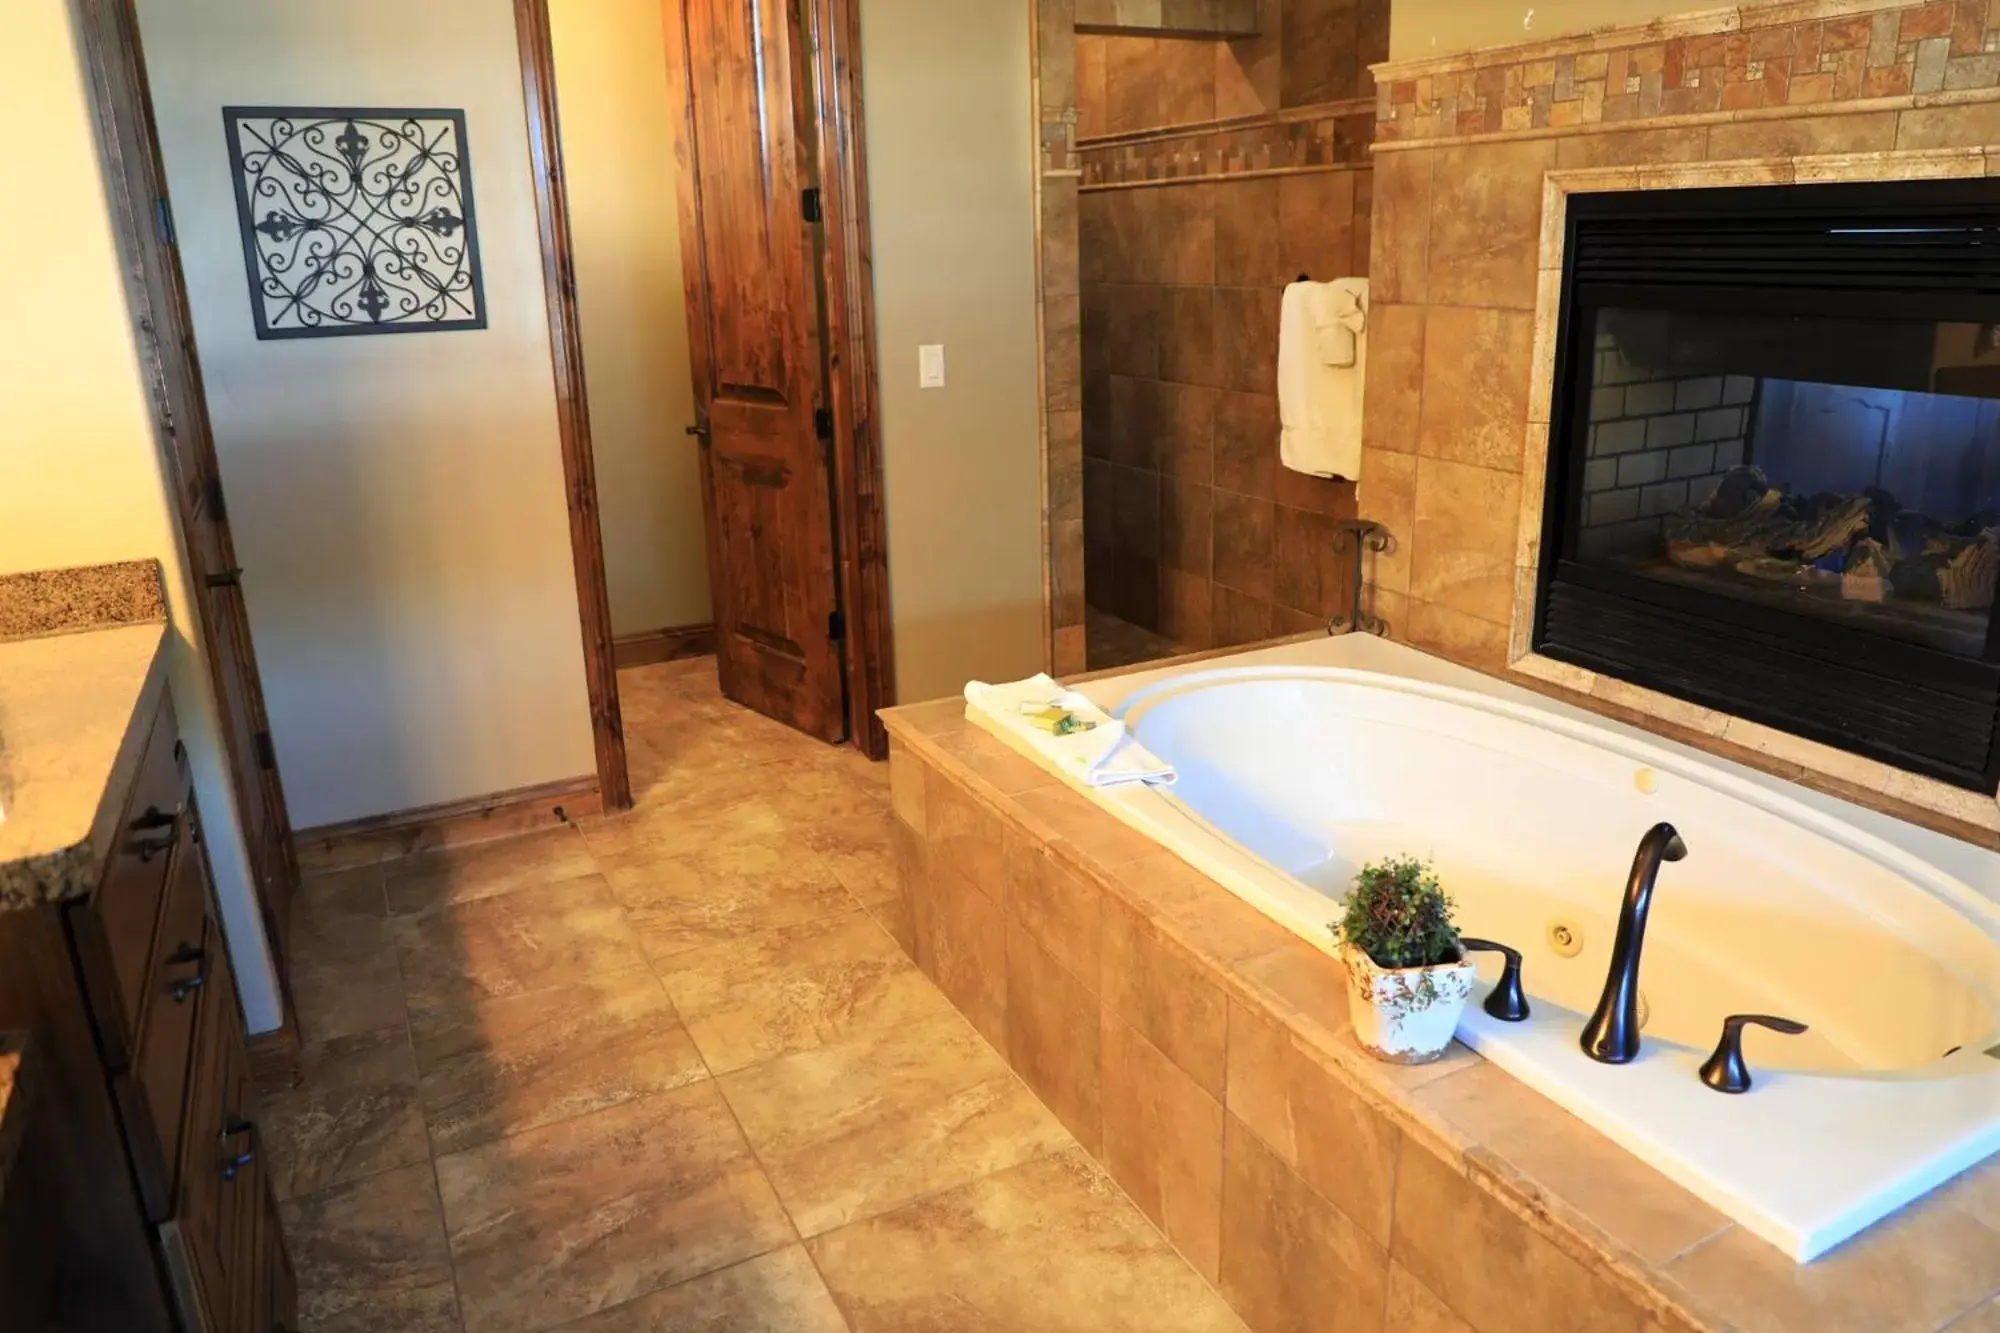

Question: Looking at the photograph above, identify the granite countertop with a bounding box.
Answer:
[0,561,171,911]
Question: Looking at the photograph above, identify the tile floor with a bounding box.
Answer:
[1084,606,1186,672]
[269,656,1247,1333]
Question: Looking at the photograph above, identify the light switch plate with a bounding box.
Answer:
[919,343,947,389]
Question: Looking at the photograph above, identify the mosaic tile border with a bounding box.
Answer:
[1078,99,1376,187]
[1375,0,2000,144]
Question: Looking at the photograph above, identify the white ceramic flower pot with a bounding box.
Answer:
[1340,942,1476,1064]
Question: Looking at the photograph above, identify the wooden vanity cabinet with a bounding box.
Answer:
[59,690,296,1333]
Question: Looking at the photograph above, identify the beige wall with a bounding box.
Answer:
[133,0,598,829]
[1389,0,1697,60]
[861,0,1047,703]
[0,0,282,1030]
[549,0,711,638]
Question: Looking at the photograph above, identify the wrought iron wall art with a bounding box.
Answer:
[1330,519,1392,636]
[223,107,486,339]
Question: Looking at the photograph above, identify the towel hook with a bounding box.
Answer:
[1329,519,1391,637]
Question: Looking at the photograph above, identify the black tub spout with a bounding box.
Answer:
[1580,822,1687,1065]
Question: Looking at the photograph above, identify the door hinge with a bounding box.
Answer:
[254,730,278,771]
[802,187,823,224]
[204,473,228,523]
[153,196,176,247]
[828,609,846,641]
[813,406,833,441]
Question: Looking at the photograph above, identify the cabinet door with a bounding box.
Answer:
[168,931,259,1333]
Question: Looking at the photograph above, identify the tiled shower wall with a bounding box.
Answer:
[1076,0,1388,652]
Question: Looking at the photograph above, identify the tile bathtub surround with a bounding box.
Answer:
[266,656,1254,1333]
[880,696,2000,1333]
[1351,0,2000,838]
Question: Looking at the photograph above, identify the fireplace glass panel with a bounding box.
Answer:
[1567,305,2000,657]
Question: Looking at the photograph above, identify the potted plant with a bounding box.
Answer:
[1332,856,1475,1064]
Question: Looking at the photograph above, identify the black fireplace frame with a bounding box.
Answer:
[1533,177,2000,793]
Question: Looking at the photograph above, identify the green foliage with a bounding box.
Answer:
[1334,856,1460,970]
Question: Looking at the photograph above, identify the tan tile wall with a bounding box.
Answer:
[1358,98,2000,677]
[882,706,2000,1333]
[1080,174,1367,647]
[1073,1,1388,649]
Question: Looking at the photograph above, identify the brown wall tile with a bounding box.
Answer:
[1161,287,1222,387]
[1406,597,1512,674]
[1108,374,1159,470]
[925,862,1009,1050]
[1371,149,1434,305]
[1281,0,1363,106]
[1706,110,1899,159]
[1006,921,1103,1152]
[1392,1148,1652,1333]
[1418,306,1535,472]
[1279,170,1359,281]
[1100,894,1230,1097]
[1410,457,1521,625]
[1214,390,1280,498]
[1220,1118,1391,1333]
[1554,127,1709,169]
[1363,302,1424,456]
[1213,582,1275,644]
[888,742,927,831]
[1225,1000,1402,1248]
[1274,464,1356,518]
[1897,100,2000,147]
[1009,844,1104,991]
[1077,35,1109,140]
[1163,481,1215,574]
[1212,285,1283,393]
[1272,504,1342,618]
[1159,381,1217,482]
[1101,1012,1227,1281]
[1212,488,1277,599]
[885,816,925,959]
[1162,567,1217,647]
[1425,139,1555,310]
[928,778,1031,905]
[1106,284,1164,377]
[1384,1260,1473,1332]
[1215,0,1282,118]
[1215,178,1283,287]
[1139,186,1218,285]
[1357,447,1417,596]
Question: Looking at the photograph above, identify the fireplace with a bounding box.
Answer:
[1535,178,2000,792]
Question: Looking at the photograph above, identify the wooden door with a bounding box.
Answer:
[75,1,302,1023]
[664,0,848,742]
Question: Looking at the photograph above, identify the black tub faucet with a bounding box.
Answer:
[1580,822,1687,1065]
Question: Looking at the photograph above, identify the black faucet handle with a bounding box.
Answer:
[1699,1013,1808,1094]
[1459,937,1530,1022]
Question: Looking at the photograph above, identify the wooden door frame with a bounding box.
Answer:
[514,0,633,808]
[801,0,896,757]
[596,0,895,757]
[73,0,306,1080]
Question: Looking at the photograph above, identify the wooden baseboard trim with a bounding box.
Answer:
[613,622,717,669]
[294,774,603,873]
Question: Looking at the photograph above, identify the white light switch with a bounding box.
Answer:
[919,343,947,389]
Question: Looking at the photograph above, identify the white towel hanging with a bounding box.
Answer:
[1279,277,1368,480]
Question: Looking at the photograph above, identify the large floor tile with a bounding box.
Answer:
[551,1247,849,1332]
[808,1148,1248,1333]
[262,1026,429,1201]
[719,1007,1067,1237]
[385,825,598,917]
[658,909,955,1075]
[279,1161,461,1333]
[289,866,407,1043]
[410,964,707,1157]
[435,1082,795,1333]
[595,830,855,964]
[392,874,650,1011]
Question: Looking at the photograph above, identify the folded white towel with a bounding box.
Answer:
[1279,277,1368,480]
[963,674,1177,789]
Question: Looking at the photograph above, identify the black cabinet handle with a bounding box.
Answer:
[165,941,206,1003]
[126,805,182,862]
[220,1114,256,1181]
[685,422,711,445]
[1460,937,1530,1022]
[204,567,243,589]
[1699,1013,1808,1094]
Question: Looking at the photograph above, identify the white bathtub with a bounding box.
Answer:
[1064,634,2000,1263]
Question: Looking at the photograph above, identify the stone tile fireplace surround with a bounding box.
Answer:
[1355,0,2000,843]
